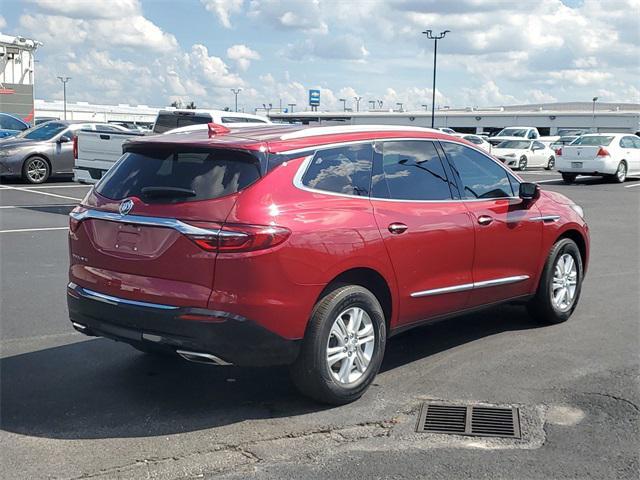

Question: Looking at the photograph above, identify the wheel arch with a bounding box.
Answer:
[317,267,394,332]
[556,229,588,272]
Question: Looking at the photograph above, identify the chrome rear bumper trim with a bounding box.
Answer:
[68,283,179,310]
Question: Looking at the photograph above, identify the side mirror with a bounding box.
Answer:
[58,135,72,143]
[519,182,540,202]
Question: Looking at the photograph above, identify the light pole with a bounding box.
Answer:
[422,29,450,128]
[377,100,383,109]
[592,96,598,131]
[288,103,296,113]
[339,98,347,111]
[421,104,429,111]
[230,88,242,112]
[57,76,71,120]
[396,102,404,112]
[354,96,362,112]
[368,100,376,110]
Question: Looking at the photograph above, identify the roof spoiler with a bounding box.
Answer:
[208,123,231,138]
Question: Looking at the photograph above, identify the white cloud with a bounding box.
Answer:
[201,0,244,28]
[226,44,260,71]
[248,0,328,34]
[0,15,6,29]
[284,35,369,61]
[25,0,140,19]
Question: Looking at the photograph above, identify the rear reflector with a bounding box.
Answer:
[555,148,562,156]
[73,136,78,160]
[596,147,610,157]
[178,313,227,323]
[69,206,87,232]
[185,223,291,253]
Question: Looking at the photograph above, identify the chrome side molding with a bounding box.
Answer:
[411,275,530,298]
[530,215,560,223]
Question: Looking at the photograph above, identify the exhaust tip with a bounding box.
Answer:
[71,321,87,331]
[176,349,232,366]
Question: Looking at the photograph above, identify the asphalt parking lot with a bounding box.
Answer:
[1,172,638,480]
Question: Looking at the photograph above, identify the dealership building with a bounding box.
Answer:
[0,33,41,122]
[269,102,640,136]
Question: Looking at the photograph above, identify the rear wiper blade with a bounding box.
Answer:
[140,186,196,198]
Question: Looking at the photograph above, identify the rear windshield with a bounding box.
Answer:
[571,136,614,146]
[153,113,213,134]
[95,148,261,203]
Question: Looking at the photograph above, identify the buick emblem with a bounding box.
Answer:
[119,199,134,216]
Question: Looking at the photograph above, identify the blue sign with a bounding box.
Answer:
[309,89,320,107]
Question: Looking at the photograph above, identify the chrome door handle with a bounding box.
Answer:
[388,222,408,234]
[477,215,493,225]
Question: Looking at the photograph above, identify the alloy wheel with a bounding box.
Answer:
[326,307,375,384]
[27,159,48,183]
[616,162,627,182]
[551,253,578,312]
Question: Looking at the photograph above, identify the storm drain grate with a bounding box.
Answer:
[416,403,521,438]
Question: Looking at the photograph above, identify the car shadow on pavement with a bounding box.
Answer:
[0,304,542,440]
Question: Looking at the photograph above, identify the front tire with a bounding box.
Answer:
[22,156,50,184]
[527,238,583,324]
[561,173,577,184]
[290,285,387,404]
[545,156,555,170]
[518,156,528,171]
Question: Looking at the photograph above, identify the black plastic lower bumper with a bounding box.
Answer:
[66,284,301,366]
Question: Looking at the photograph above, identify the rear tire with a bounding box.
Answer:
[561,173,577,184]
[22,156,50,184]
[545,156,555,170]
[518,156,528,171]
[290,285,387,404]
[527,238,583,325]
[611,161,627,183]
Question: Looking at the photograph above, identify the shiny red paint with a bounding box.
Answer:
[68,126,590,345]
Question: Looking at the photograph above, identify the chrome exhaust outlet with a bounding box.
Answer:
[71,322,87,331]
[176,349,232,366]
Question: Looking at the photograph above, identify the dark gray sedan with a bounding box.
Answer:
[0,120,128,184]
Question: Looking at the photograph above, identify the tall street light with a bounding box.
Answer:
[592,96,598,131]
[339,98,347,111]
[396,102,404,112]
[422,29,450,128]
[230,88,242,112]
[354,96,362,112]
[288,103,296,113]
[368,100,376,110]
[57,76,71,120]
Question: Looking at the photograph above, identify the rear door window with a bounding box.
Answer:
[96,148,261,203]
[301,143,373,196]
[441,142,515,199]
[371,140,453,201]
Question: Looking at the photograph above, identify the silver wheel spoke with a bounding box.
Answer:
[327,350,348,367]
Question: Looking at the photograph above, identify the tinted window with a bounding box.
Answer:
[96,148,261,203]
[153,113,212,133]
[631,137,640,149]
[572,135,614,146]
[497,128,528,137]
[620,137,636,148]
[0,114,26,130]
[20,122,68,140]
[301,144,372,196]
[442,142,514,199]
[533,141,545,149]
[371,141,452,201]
[463,135,482,145]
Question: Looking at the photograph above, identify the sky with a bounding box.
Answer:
[1,0,639,112]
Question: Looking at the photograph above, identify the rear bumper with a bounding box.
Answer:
[73,166,104,184]
[556,157,617,175]
[66,283,301,366]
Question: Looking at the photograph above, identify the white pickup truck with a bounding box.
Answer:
[74,129,144,184]
[74,109,272,184]
[487,126,541,147]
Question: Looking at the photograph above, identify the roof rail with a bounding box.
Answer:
[279,125,439,140]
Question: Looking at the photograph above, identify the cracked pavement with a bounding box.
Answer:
[1,175,639,479]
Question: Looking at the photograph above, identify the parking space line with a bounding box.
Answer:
[624,183,640,188]
[0,204,77,209]
[14,185,91,190]
[0,185,82,201]
[533,179,561,184]
[0,226,69,234]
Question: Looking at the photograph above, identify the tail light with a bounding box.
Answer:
[208,122,231,137]
[555,148,562,156]
[69,206,87,233]
[185,222,291,253]
[596,147,610,157]
[73,136,78,160]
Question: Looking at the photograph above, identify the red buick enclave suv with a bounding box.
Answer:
[68,124,589,404]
